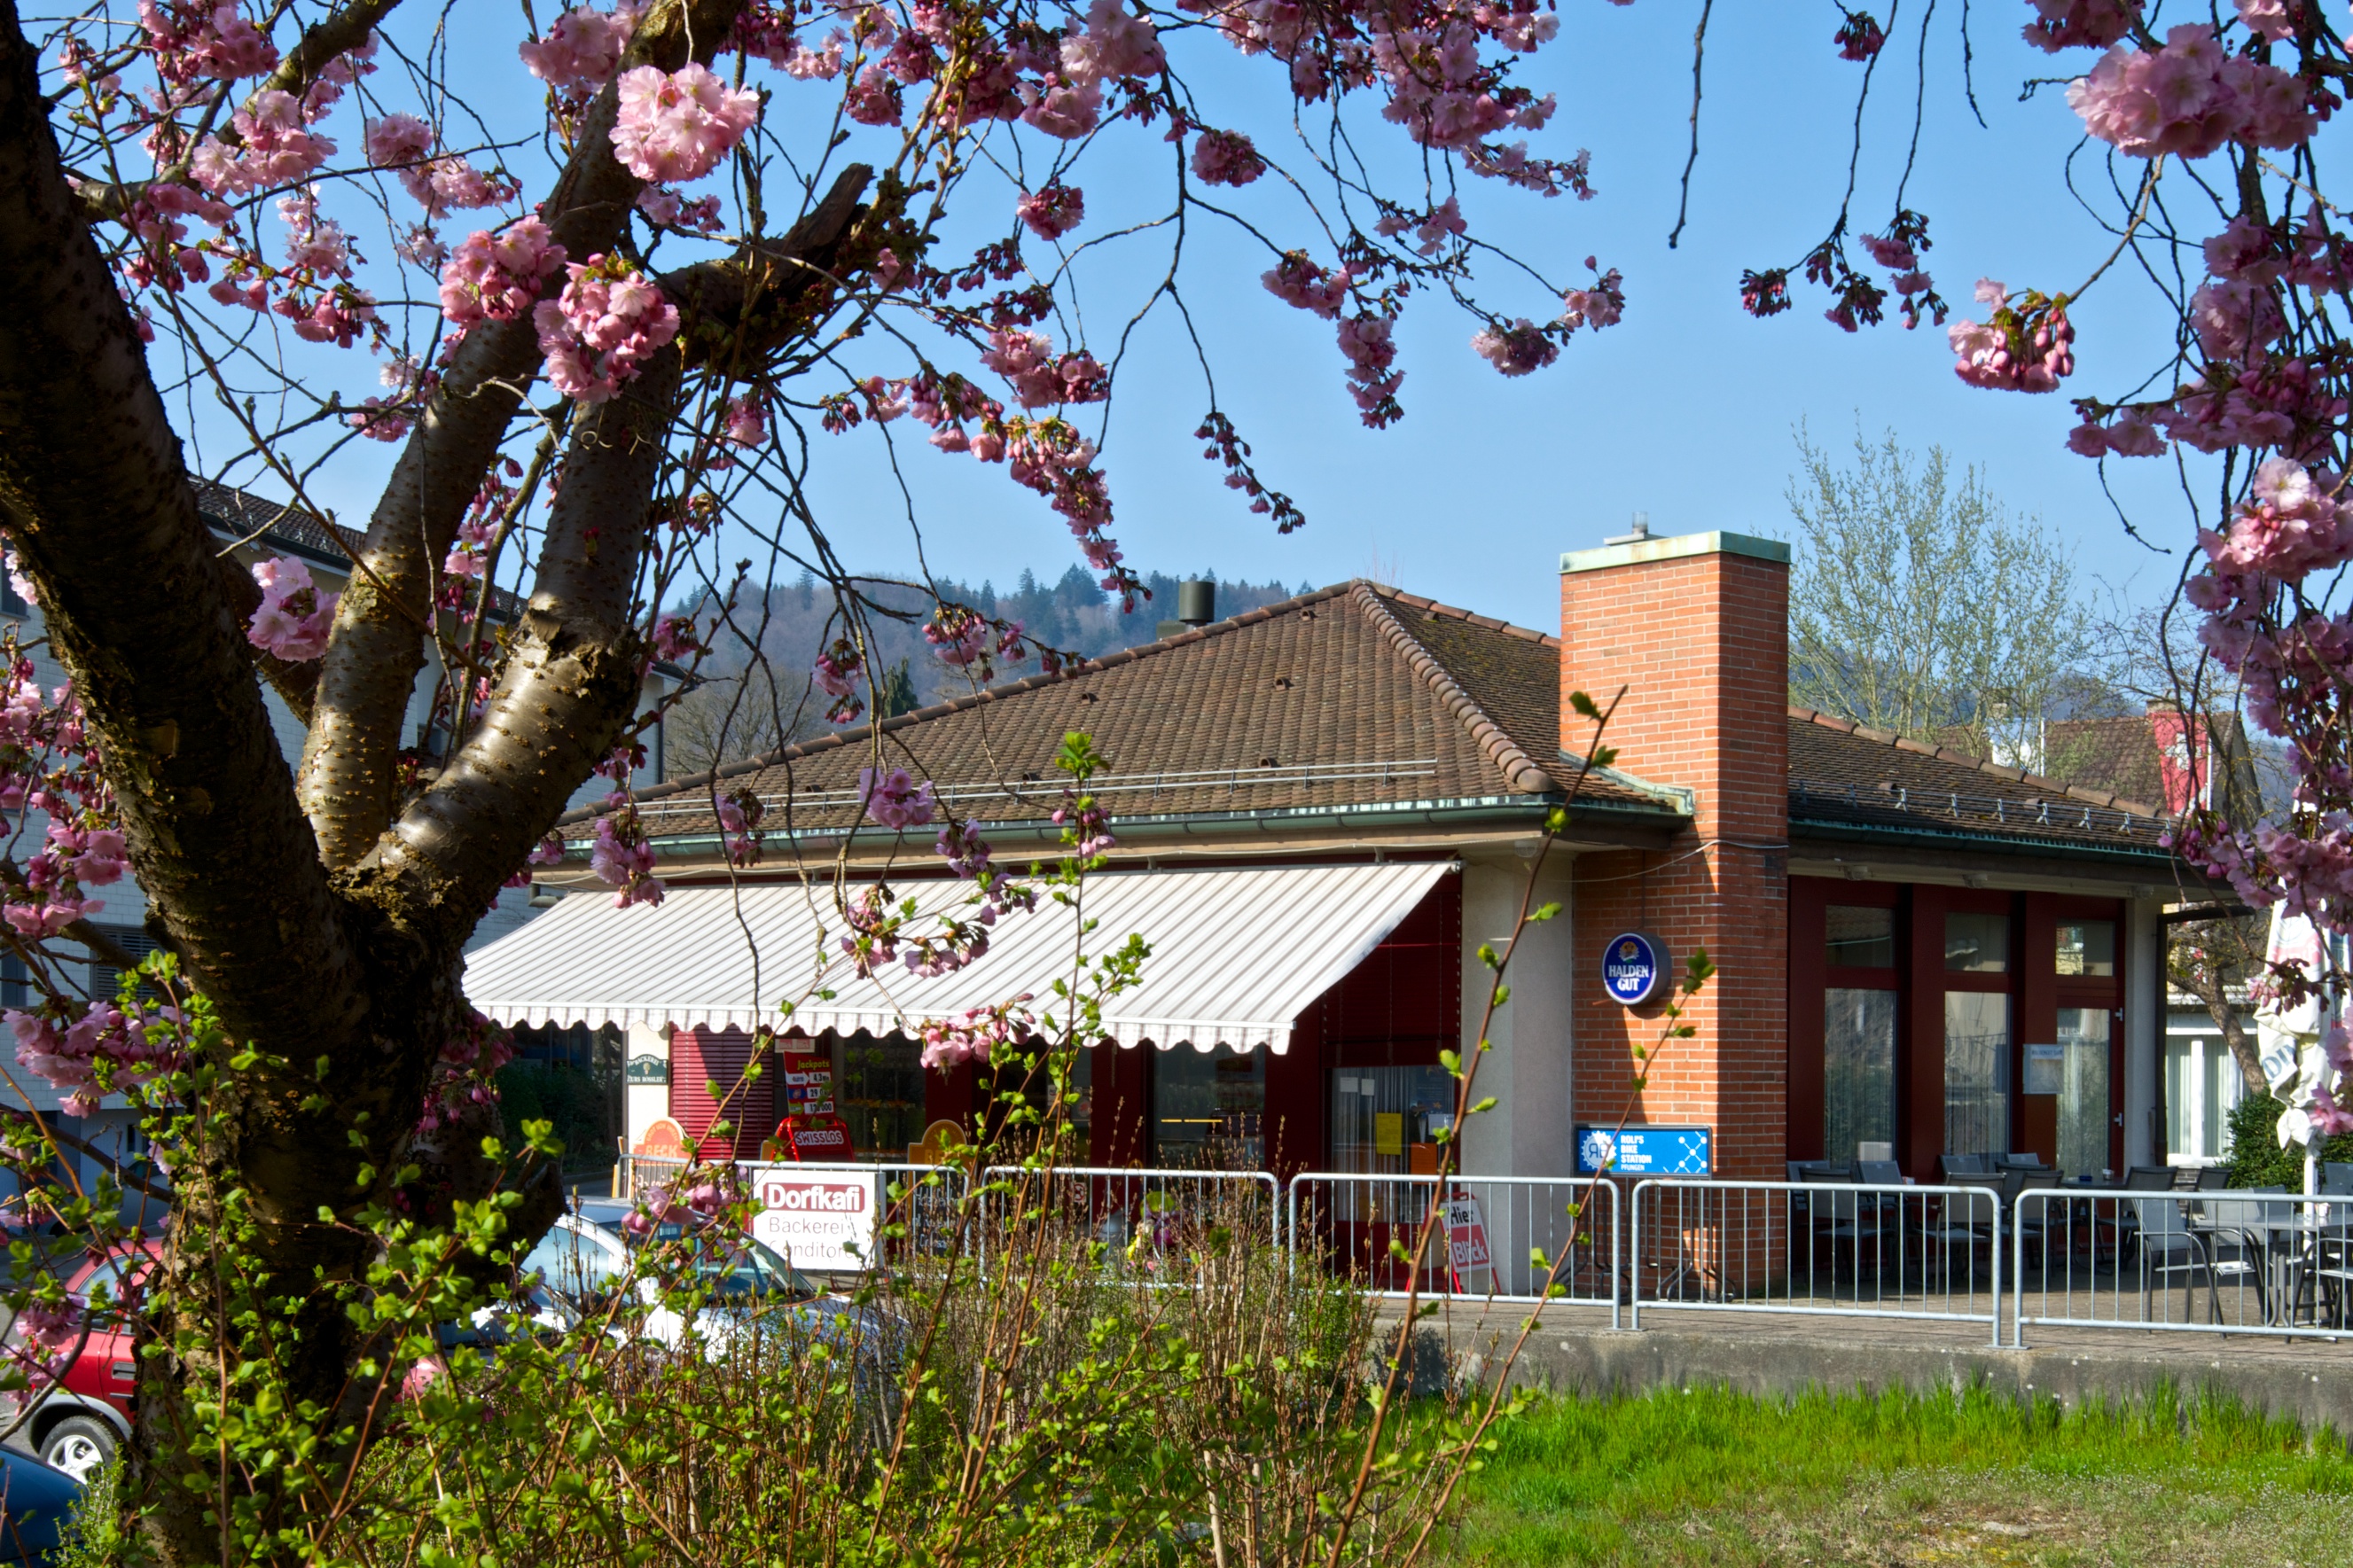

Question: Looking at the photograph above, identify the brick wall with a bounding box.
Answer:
[1561,539,1790,1182]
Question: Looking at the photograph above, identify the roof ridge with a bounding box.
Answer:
[605,580,1367,817]
[1349,582,1555,795]
[1374,585,1562,650]
[1788,704,2164,820]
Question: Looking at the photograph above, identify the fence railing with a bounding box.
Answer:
[980,1164,1285,1257]
[1286,1173,1622,1326]
[603,1159,2353,1348]
[1628,1179,2005,1344]
[2012,1187,2353,1345]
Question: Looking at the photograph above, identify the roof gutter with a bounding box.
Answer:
[581,792,1686,863]
[1789,815,2178,866]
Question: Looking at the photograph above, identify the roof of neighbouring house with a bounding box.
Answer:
[1787,706,2173,857]
[586,580,1690,845]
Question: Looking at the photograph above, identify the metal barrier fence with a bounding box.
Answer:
[2013,1187,2353,1345]
[1629,1179,2005,1345]
[981,1165,1284,1257]
[1286,1173,1622,1326]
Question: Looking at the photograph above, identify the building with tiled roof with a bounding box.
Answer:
[473,527,2219,1236]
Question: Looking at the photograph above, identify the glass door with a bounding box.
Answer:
[2054,1007,2113,1180]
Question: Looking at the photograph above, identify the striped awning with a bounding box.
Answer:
[462,861,1452,1053]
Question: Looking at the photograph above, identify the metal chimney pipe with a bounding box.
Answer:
[1177,579,1216,626]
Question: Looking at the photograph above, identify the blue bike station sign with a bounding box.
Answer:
[1600,930,1667,1005]
[1575,1126,1713,1176]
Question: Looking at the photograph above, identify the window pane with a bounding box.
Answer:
[2205,1039,2240,1160]
[2164,1034,2195,1160]
[1945,912,2010,973]
[1944,992,2011,1156]
[2055,921,2116,978]
[2055,1008,2112,1179]
[1327,1065,1456,1175]
[1824,989,1897,1162]
[836,1034,924,1157]
[1153,1044,1264,1168]
[1825,907,1896,968]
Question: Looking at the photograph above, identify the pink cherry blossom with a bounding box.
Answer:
[532,254,680,403]
[2068,24,2317,160]
[722,394,768,446]
[398,156,517,219]
[1470,319,1557,377]
[590,796,663,908]
[364,113,434,169]
[189,90,334,196]
[1190,129,1265,187]
[439,219,566,331]
[2236,0,2298,44]
[1261,254,1351,318]
[518,0,643,93]
[1059,0,1165,85]
[1016,182,1086,241]
[246,555,338,661]
[2021,0,2139,51]
[1336,313,1403,426]
[1020,75,1102,138]
[609,63,761,184]
[858,767,936,830]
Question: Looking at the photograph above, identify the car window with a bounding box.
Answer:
[521,1226,629,1297]
[692,1237,820,1305]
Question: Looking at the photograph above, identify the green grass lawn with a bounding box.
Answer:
[1452,1383,2353,1566]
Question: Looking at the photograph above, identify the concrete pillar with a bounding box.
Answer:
[1458,851,1576,1293]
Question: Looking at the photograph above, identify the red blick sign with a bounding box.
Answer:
[748,1165,878,1272]
[1443,1196,1491,1288]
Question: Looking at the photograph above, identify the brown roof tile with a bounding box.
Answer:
[598,581,1671,843]
[1787,706,2169,854]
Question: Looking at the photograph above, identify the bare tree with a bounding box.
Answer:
[1786,425,2090,768]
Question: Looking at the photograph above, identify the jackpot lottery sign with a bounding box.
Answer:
[747,1165,879,1273]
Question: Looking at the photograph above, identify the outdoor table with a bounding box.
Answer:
[2196,1208,2347,1328]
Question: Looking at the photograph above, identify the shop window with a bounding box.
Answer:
[835,1034,924,1157]
[1824,989,1897,1164]
[1328,1065,1455,1174]
[2165,1030,2244,1163]
[2053,1008,2113,1181]
[1825,907,1896,968]
[1944,912,2009,973]
[1943,992,2011,1156]
[2055,920,2116,977]
[1152,1045,1263,1169]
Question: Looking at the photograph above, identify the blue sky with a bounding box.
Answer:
[778,1,2216,634]
[192,2,2226,639]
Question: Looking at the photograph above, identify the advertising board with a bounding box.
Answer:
[747,1165,879,1272]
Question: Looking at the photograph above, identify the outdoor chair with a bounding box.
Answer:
[2124,1166,2177,1190]
[1939,1153,1991,1181]
[1995,1153,2048,1172]
[2196,1166,2235,1191]
[2324,1162,2353,1197]
[2185,1193,2274,1325]
[2137,1194,2230,1325]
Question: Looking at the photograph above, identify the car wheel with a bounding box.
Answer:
[39,1415,116,1482]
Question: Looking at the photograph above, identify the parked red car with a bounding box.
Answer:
[3,1239,157,1481]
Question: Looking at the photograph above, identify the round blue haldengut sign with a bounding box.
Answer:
[1601,931,1666,1006]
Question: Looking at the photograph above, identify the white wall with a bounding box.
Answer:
[1455,852,1576,1293]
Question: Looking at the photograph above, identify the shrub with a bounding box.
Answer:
[2225,1090,2353,1188]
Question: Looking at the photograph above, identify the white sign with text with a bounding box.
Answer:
[746,1165,879,1273]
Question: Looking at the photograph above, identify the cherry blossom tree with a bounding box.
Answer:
[1749,4,2353,1148]
[0,0,1616,1552]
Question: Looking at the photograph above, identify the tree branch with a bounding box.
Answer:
[356,348,687,948]
[296,0,754,870]
[0,0,370,1061]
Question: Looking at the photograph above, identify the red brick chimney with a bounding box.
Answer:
[1560,527,1790,1182]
